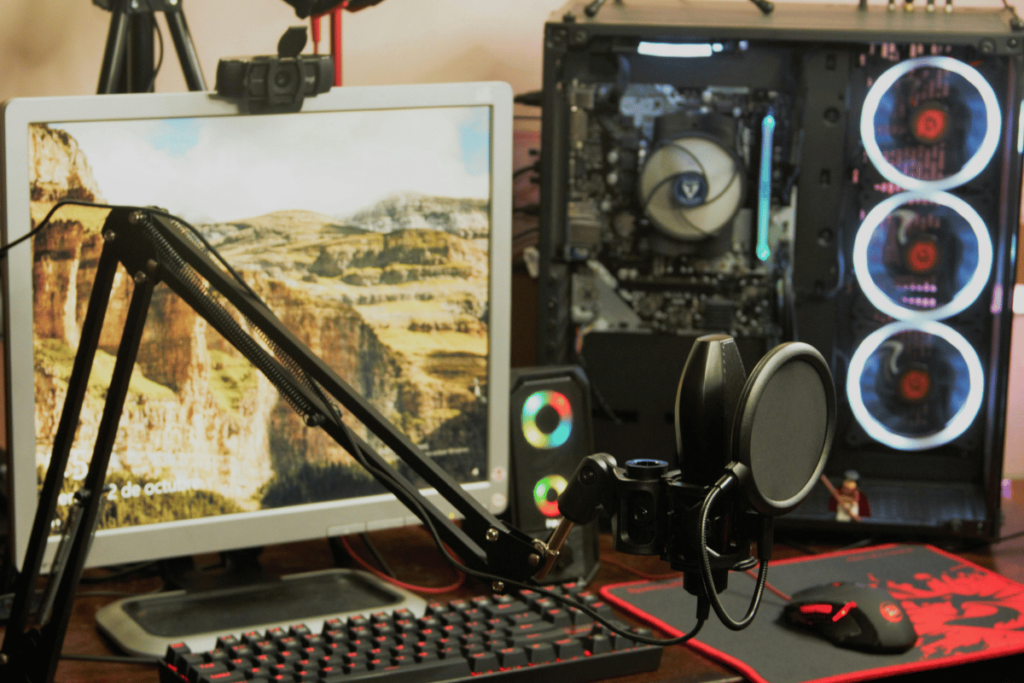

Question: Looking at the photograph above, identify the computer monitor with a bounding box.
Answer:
[1,83,512,649]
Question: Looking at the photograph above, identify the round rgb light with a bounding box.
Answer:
[860,55,1001,191]
[853,192,992,321]
[534,475,568,518]
[521,390,573,449]
[846,321,984,451]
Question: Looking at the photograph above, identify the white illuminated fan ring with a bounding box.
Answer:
[846,321,984,451]
[853,191,993,321]
[860,56,1002,191]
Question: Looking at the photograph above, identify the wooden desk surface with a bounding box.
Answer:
[6,481,1024,683]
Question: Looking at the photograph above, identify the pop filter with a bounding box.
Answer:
[731,342,835,516]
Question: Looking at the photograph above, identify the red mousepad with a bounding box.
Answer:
[601,544,1024,683]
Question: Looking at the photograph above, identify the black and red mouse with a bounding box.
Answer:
[783,582,919,654]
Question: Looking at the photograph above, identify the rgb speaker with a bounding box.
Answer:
[507,366,599,584]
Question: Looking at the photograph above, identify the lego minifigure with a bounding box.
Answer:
[829,470,872,522]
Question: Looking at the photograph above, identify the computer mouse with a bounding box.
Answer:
[783,582,918,654]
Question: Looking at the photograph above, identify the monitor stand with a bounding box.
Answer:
[95,549,426,658]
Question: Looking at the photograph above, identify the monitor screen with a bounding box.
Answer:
[2,83,512,573]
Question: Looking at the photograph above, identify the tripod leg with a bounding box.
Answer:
[97,0,130,94]
[165,4,207,91]
[127,11,156,92]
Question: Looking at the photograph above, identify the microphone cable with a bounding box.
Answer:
[698,474,770,631]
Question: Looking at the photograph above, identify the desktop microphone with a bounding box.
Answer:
[675,335,747,489]
[672,335,749,596]
[669,335,835,603]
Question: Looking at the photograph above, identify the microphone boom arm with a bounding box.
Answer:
[0,206,542,683]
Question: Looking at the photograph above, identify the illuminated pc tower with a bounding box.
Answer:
[802,47,1018,539]
[1,82,513,654]
[535,1,1020,540]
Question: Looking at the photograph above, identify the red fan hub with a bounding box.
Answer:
[911,102,950,144]
[905,238,939,274]
[899,368,932,403]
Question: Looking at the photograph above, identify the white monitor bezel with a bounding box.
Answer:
[1,82,513,572]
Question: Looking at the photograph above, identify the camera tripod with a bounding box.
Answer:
[94,0,207,94]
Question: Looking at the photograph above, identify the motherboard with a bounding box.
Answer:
[560,70,799,346]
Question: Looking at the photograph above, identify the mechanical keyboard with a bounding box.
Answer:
[157,584,663,683]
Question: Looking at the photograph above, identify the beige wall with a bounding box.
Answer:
[4,0,1023,101]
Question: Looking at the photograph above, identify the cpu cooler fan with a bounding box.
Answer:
[639,112,746,242]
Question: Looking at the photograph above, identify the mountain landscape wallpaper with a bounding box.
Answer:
[28,106,493,532]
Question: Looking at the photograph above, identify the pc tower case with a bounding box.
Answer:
[536,1,1021,541]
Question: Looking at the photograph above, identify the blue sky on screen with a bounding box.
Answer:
[51,106,490,225]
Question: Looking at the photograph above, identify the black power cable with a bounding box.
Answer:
[144,17,165,93]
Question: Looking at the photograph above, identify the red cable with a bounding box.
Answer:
[330,5,343,86]
[340,534,465,595]
[311,15,321,54]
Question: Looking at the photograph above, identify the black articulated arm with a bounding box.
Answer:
[0,206,543,683]
[128,209,542,577]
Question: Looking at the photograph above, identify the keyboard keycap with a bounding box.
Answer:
[166,641,191,663]
[495,646,527,668]
[468,651,499,674]
[554,637,585,659]
[187,661,228,683]
[216,636,242,650]
[198,671,245,683]
[586,633,613,654]
[524,642,555,664]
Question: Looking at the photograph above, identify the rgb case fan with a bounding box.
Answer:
[860,55,1002,191]
[852,191,993,322]
[846,321,985,452]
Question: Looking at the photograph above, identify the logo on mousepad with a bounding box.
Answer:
[884,563,1024,658]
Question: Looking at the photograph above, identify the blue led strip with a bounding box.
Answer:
[1018,97,1024,155]
[757,111,776,262]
